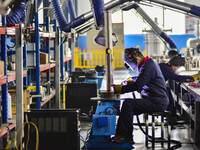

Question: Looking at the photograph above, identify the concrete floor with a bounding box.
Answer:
[80,69,199,150]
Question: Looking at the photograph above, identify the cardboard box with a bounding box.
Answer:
[41,72,54,82]
[8,86,32,115]
[40,52,49,64]
[0,60,5,78]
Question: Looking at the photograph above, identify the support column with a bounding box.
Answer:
[16,23,24,146]
[55,28,60,109]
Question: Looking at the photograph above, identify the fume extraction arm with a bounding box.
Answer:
[122,3,178,50]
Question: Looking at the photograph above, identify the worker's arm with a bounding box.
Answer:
[121,64,152,94]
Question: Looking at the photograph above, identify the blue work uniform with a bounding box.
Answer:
[115,57,169,138]
[159,63,194,114]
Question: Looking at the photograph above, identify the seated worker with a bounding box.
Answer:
[111,48,169,144]
[159,54,198,117]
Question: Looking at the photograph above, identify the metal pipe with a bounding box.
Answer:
[16,23,24,146]
[60,30,64,109]
[71,28,76,72]
[105,11,114,92]
[147,0,200,17]
[149,0,191,12]
[123,3,177,50]
[55,27,60,109]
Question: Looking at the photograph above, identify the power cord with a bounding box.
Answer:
[15,122,39,150]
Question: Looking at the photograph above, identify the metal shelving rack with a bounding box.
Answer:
[0,1,71,147]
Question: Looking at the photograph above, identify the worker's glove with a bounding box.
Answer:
[113,85,123,94]
[121,77,134,85]
[191,74,199,81]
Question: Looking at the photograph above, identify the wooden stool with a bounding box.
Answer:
[144,111,171,149]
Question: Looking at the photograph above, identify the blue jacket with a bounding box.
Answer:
[121,58,169,106]
[159,63,194,82]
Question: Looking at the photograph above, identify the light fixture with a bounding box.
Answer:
[94,28,118,46]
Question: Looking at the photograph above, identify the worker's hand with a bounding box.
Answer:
[191,74,199,81]
[112,85,123,94]
[126,77,134,84]
[121,77,134,85]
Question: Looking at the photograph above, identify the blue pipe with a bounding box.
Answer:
[1,13,8,147]
[35,11,41,109]
[160,32,177,50]
[67,0,77,20]
[23,44,28,87]
[6,0,44,24]
[91,0,105,28]
[1,15,8,124]
[190,5,200,17]
[46,17,50,82]
[6,2,27,24]
[51,0,85,33]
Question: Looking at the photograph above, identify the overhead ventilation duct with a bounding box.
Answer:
[51,0,133,33]
[146,0,200,17]
[6,0,44,24]
[67,0,77,21]
[123,3,177,50]
[90,0,105,29]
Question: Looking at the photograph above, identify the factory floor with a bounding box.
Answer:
[80,69,200,150]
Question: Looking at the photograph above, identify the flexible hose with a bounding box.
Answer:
[6,2,27,24]
[51,0,85,33]
[67,0,77,21]
[91,0,105,28]
[6,0,44,24]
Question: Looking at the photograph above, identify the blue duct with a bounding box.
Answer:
[91,0,105,28]
[6,2,27,24]
[51,0,85,33]
[6,0,44,24]
[190,5,200,17]
[123,3,177,50]
[51,0,133,33]
[67,0,77,21]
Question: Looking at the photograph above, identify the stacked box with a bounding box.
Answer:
[0,60,5,78]
[8,86,31,115]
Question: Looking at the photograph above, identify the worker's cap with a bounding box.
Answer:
[168,50,178,58]
[169,54,185,66]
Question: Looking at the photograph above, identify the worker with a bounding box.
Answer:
[159,54,198,118]
[111,48,169,144]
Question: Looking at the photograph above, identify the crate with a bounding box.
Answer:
[0,60,5,78]
[41,72,54,82]
[40,52,48,64]
[8,86,31,115]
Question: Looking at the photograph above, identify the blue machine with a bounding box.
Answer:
[83,100,134,149]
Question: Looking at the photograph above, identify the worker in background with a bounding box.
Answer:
[159,54,199,119]
[111,48,169,144]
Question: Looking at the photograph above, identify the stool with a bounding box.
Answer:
[144,111,171,149]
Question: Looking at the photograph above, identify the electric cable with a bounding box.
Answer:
[15,122,39,150]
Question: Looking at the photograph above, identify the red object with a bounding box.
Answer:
[139,56,150,69]
[189,82,197,87]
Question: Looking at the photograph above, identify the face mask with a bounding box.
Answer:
[175,66,185,75]
[124,51,138,72]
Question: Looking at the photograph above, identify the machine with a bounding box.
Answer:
[82,11,133,150]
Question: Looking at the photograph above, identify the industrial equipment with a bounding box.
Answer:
[83,11,133,150]
[24,109,80,150]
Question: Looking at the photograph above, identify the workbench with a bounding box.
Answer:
[170,70,200,145]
